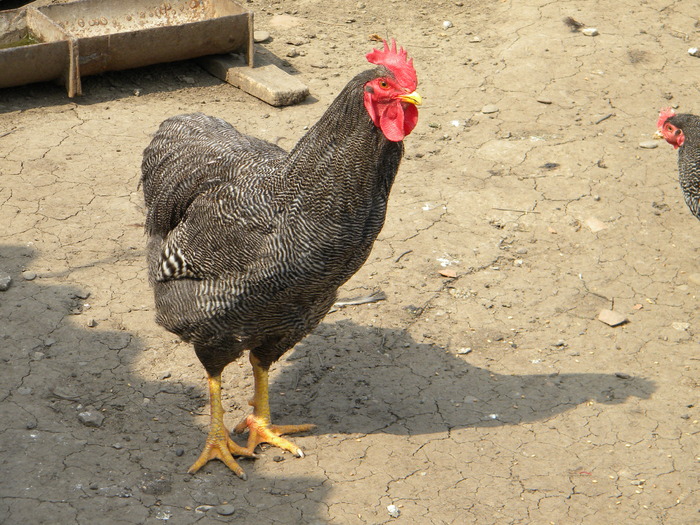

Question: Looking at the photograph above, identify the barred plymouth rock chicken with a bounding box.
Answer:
[657,108,700,219]
[141,40,421,477]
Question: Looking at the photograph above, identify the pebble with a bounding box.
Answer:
[26,420,37,429]
[21,271,36,281]
[253,30,270,43]
[86,319,97,328]
[273,455,285,462]
[598,309,627,327]
[481,104,499,114]
[457,347,472,354]
[160,371,172,380]
[582,27,599,36]
[0,274,11,291]
[387,504,400,518]
[175,448,185,457]
[286,48,299,58]
[469,36,482,43]
[17,386,32,395]
[638,140,658,149]
[78,410,105,428]
[688,47,700,57]
[216,505,236,516]
[442,20,453,29]
[672,322,690,332]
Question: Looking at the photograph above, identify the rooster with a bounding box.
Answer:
[657,108,700,219]
[141,40,421,477]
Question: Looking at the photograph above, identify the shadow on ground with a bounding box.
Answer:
[0,244,655,524]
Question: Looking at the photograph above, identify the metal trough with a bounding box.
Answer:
[0,0,253,97]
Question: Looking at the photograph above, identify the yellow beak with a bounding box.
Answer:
[399,90,422,106]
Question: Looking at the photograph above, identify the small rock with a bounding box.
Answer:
[688,47,700,57]
[78,410,105,428]
[17,386,32,395]
[253,30,270,43]
[159,371,172,380]
[630,479,646,486]
[672,322,690,331]
[615,372,632,379]
[180,76,195,85]
[469,36,482,43]
[216,504,236,516]
[89,483,99,490]
[26,421,37,430]
[442,20,453,29]
[639,140,658,149]
[585,217,608,232]
[598,309,628,327]
[553,340,566,347]
[112,443,123,449]
[175,448,185,457]
[481,104,499,114]
[21,271,36,281]
[86,319,97,328]
[457,347,472,355]
[43,337,55,347]
[387,504,400,518]
[74,291,91,300]
[582,27,599,36]
[0,274,11,291]
[273,455,285,462]
[286,48,299,58]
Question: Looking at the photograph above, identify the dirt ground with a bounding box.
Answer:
[1,0,699,523]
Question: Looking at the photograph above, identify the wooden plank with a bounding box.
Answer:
[199,52,309,107]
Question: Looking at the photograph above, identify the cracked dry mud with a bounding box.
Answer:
[1,0,699,523]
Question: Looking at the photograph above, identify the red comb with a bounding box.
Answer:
[657,107,676,129]
[366,39,417,91]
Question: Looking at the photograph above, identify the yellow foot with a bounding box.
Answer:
[188,426,255,478]
[234,414,315,457]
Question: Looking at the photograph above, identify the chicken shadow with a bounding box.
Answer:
[268,319,656,436]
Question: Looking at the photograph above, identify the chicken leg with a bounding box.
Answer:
[234,353,315,457]
[188,373,254,478]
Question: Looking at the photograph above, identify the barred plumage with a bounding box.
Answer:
[658,111,700,220]
[142,67,405,372]
[141,41,421,476]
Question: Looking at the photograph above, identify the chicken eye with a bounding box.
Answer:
[379,80,389,89]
